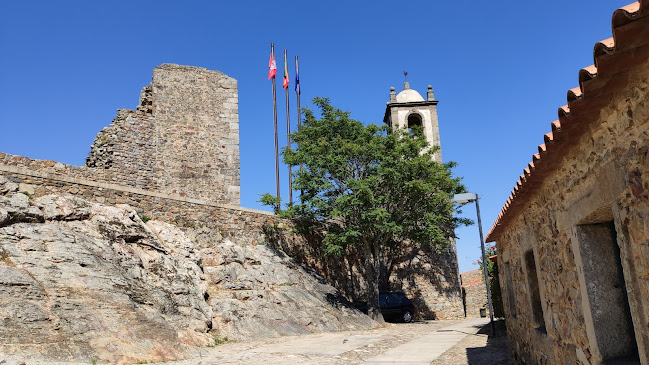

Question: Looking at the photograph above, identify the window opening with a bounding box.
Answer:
[503,263,517,318]
[407,113,423,135]
[524,250,545,332]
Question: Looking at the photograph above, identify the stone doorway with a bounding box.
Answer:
[573,221,639,363]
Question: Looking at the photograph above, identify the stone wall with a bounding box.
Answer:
[492,63,649,364]
[268,226,464,320]
[0,158,463,319]
[86,107,157,189]
[393,243,464,320]
[461,269,488,318]
[0,159,269,246]
[86,64,240,205]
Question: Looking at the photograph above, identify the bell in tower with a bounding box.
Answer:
[383,81,442,162]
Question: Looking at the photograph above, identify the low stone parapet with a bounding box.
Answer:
[0,156,274,245]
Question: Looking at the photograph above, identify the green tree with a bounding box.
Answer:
[477,245,504,317]
[261,98,469,321]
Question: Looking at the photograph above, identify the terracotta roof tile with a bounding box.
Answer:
[579,65,598,81]
[559,105,570,116]
[543,132,554,144]
[594,37,615,58]
[464,277,483,287]
[567,87,583,102]
[460,269,484,287]
[613,2,642,27]
[486,2,648,242]
[538,143,547,154]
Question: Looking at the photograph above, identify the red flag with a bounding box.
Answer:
[268,51,277,79]
[282,50,289,89]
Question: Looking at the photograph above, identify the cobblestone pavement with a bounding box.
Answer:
[155,318,512,364]
[430,320,514,365]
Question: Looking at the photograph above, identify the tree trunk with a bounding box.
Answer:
[379,245,394,293]
[378,264,389,293]
[364,240,384,322]
[346,254,355,300]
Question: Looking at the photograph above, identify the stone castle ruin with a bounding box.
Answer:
[0,64,465,361]
[86,64,241,205]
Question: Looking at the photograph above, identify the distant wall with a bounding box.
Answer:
[86,108,157,189]
[268,226,464,320]
[392,242,464,319]
[461,269,488,318]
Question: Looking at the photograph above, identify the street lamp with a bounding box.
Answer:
[453,192,496,336]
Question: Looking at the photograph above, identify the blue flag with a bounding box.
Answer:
[295,66,300,95]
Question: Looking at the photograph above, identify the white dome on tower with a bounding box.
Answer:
[395,82,425,103]
[395,89,425,102]
[384,80,441,162]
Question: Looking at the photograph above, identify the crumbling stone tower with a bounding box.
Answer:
[87,64,240,205]
[383,82,442,162]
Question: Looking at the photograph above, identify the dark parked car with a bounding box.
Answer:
[356,292,416,323]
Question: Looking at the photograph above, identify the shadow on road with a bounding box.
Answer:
[465,320,514,365]
[436,323,486,335]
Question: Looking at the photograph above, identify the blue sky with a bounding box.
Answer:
[0,1,631,273]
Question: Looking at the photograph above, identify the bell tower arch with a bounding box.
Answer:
[383,82,442,162]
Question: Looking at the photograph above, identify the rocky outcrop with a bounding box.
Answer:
[198,235,375,340]
[0,176,376,364]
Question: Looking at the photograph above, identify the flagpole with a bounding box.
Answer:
[271,43,280,208]
[284,49,292,205]
[295,56,301,129]
[295,55,303,198]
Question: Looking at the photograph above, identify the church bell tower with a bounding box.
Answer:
[383,82,442,162]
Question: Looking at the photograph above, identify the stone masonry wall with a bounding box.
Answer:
[495,64,649,364]
[151,64,239,204]
[86,64,240,205]
[0,155,463,320]
[461,269,488,318]
[0,159,269,246]
[268,225,464,320]
[393,244,464,319]
[86,107,157,188]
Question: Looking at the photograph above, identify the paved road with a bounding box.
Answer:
[159,317,491,365]
[363,318,490,364]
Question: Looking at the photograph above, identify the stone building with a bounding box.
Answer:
[486,2,649,364]
[461,269,488,318]
[86,64,240,205]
